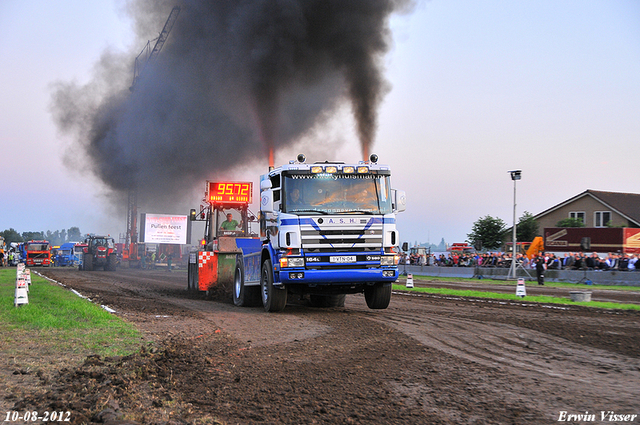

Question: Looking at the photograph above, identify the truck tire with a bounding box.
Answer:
[233,258,261,307]
[309,294,346,308]
[364,283,391,309]
[83,254,94,271]
[260,259,287,312]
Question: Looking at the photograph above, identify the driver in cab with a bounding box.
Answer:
[220,213,242,232]
[289,188,303,206]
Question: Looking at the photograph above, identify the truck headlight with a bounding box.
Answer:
[280,257,305,268]
[380,255,399,266]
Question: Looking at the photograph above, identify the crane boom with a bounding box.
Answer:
[131,6,181,89]
[148,6,181,64]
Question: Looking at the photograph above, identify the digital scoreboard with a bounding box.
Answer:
[206,181,253,205]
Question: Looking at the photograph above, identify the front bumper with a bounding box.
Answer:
[277,267,398,285]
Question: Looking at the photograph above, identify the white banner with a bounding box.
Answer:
[142,214,188,244]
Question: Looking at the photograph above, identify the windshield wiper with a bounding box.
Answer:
[290,209,329,215]
[341,210,377,215]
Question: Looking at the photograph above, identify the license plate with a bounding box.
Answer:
[330,256,356,263]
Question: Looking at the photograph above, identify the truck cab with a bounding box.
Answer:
[74,242,88,269]
[257,154,406,311]
[56,242,78,267]
[25,240,51,267]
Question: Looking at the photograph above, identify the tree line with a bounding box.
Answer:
[466,213,590,251]
[0,227,84,246]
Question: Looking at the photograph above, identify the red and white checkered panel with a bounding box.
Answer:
[197,251,217,292]
[199,251,215,268]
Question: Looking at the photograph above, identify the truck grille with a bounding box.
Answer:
[300,223,383,252]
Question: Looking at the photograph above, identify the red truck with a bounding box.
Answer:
[25,240,51,267]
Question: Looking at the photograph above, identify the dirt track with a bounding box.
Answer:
[4,268,640,424]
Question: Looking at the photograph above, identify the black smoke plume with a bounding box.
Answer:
[51,0,412,212]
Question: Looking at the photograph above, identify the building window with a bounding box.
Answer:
[594,211,611,227]
[569,211,585,224]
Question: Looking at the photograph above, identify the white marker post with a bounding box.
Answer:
[14,275,29,307]
[22,268,31,292]
[406,273,414,289]
[516,278,526,298]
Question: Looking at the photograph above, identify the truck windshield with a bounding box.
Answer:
[283,173,392,214]
[26,243,49,251]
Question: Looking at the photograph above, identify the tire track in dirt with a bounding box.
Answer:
[347,294,640,416]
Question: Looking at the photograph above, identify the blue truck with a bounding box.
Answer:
[17,243,27,264]
[188,154,406,312]
[55,242,78,267]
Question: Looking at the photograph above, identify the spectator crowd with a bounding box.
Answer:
[404,251,638,271]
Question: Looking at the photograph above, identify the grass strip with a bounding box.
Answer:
[0,268,143,357]
[409,274,640,292]
[393,284,640,311]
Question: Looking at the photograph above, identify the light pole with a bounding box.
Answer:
[508,170,521,280]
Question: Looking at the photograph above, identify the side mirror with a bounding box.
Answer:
[260,179,272,190]
[393,189,407,213]
[402,242,409,252]
[261,190,274,213]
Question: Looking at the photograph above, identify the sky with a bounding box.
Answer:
[1,0,639,247]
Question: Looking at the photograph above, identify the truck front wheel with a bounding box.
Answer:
[234,258,261,307]
[364,283,391,309]
[260,259,287,312]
